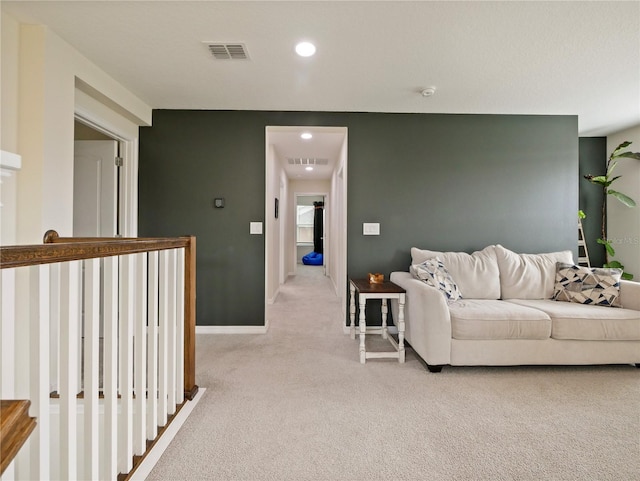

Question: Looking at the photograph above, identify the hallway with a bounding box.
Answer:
[266,264,342,334]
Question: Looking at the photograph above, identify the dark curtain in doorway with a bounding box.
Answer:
[313,201,324,254]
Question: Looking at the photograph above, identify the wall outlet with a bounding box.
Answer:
[250,222,263,235]
[363,223,380,235]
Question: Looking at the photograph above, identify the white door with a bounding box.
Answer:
[73,140,118,236]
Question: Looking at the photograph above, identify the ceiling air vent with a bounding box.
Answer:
[287,158,329,165]
[206,43,249,60]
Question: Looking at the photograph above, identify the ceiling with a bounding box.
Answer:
[3,1,639,180]
[267,127,346,181]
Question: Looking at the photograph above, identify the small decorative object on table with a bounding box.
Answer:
[368,272,384,284]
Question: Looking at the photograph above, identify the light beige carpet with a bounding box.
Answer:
[147,268,640,481]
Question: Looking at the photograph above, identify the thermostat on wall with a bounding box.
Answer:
[213,198,225,208]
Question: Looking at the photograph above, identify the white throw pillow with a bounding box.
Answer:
[410,246,500,299]
[411,247,445,265]
[410,258,463,303]
[495,245,574,299]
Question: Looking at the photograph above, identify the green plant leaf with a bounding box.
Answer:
[615,151,640,161]
[586,175,608,185]
[622,272,634,281]
[608,175,622,184]
[607,189,636,207]
[604,260,624,269]
[578,210,586,219]
[610,141,632,158]
[597,238,616,257]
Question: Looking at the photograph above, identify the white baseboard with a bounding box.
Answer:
[130,387,206,480]
[196,321,269,334]
[267,287,280,305]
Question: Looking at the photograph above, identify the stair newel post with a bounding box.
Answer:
[183,236,198,401]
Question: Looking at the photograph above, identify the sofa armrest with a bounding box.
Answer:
[620,280,640,311]
[390,271,452,366]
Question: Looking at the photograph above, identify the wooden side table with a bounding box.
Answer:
[349,278,406,364]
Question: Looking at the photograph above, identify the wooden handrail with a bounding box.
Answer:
[0,230,199,400]
[0,400,37,475]
[1,236,189,270]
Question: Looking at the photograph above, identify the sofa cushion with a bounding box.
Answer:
[506,299,640,341]
[410,258,463,303]
[495,245,573,299]
[448,299,552,340]
[552,263,622,307]
[410,246,500,299]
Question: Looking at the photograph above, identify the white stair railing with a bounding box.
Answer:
[0,231,197,480]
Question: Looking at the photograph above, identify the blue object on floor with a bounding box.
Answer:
[302,251,323,265]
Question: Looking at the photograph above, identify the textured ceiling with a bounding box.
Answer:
[3,1,639,140]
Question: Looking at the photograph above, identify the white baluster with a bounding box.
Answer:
[83,259,100,480]
[175,248,185,405]
[167,249,177,415]
[133,253,147,455]
[118,255,134,475]
[1,268,16,399]
[157,251,169,427]
[29,264,50,480]
[146,252,159,441]
[49,264,60,397]
[102,256,118,481]
[60,260,80,479]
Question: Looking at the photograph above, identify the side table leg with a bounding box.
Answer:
[398,293,406,363]
[381,298,388,340]
[349,283,356,340]
[359,299,367,363]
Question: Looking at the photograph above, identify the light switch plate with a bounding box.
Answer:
[250,222,263,235]
[363,223,380,235]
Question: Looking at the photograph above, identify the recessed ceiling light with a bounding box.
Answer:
[305,166,314,171]
[300,132,313,140]
[295,42,316,57]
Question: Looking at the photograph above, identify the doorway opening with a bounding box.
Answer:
[73,119,122,237]
[296,195,325,274]
[264,126,348,327]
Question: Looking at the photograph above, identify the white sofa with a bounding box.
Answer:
[390,245,640,372]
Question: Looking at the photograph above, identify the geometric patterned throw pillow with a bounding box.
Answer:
[410,258,463,303]
[552,262,622,307]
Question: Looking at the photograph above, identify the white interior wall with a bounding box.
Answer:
[329,135,348,315]
[265,142,283,304]
[607,125,640,277]
[284,176,295,278]
[1,14,20,155]
[2,17,151,244]
[1,14,21,246]
[279,170,289,285]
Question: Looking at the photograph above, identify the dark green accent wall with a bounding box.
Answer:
[139,110,579,327]
[578,138,607,267]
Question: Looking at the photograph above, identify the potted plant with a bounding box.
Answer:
[584,141,640,280]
